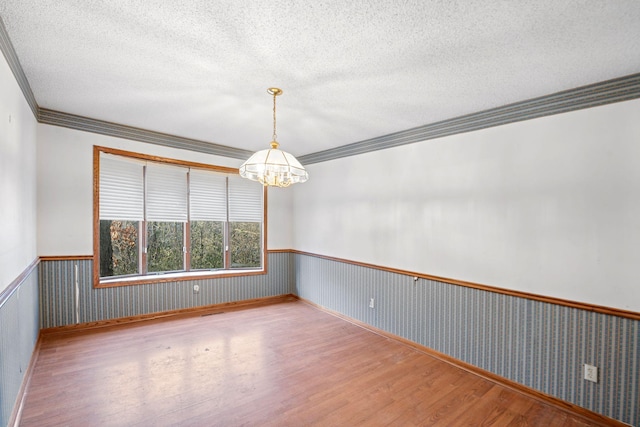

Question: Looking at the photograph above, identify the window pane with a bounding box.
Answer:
[97,150,266,282]
[147,222,184,273]
[230,222,261,268]
[100,220,139,277]
[190,221,224,270]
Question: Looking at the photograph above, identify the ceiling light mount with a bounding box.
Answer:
[239,87,308,188]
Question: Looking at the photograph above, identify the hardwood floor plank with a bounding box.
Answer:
[19,301,613,426]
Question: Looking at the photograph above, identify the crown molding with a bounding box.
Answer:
[0,16,251,160]
[38,108,253,159]
[2,16,639,163]
[298,72,640,165]
[0,16,38,118]
[38,72,640,163]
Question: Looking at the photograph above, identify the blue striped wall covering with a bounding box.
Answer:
[293,252,639,426]
[0,262,39,427]
[39,251,294,328]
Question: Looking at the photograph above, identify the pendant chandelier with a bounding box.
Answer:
[239,88,309,187]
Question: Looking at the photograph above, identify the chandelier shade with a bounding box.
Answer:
[239,88,308,188]
[240,142,308,187]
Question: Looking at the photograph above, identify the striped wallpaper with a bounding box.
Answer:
[293,252,639,427]
[0,264,39,427]
[38,251,294,328]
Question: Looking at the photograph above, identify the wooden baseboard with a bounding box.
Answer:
[295,296,629,427]
[40,294,297,336]
[8,333,43,427]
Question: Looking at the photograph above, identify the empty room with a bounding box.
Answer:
[1,2,639,426]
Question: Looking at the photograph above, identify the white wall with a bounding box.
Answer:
[36,124,292,255]
[293,98,640,312]
[266,186,293,249]
[0,52,37,293]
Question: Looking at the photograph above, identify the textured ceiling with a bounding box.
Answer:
[1,1,640,157]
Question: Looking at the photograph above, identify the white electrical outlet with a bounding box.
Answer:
[584,364,598,383]
[369,298,375,308]
[193,284,200,293]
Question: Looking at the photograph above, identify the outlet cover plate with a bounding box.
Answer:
[584,364,598,383]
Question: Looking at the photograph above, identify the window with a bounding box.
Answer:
[94,147,266,286]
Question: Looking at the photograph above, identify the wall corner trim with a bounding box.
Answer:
[0,258,39,309]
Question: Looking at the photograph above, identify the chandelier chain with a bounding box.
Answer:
[238,87,308,187]
[272,91,277,141]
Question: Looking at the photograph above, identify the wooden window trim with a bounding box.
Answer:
[92,146,268,288]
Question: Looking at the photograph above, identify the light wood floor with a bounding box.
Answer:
[20,301,605,426]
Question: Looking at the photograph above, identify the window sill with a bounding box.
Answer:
[95,268,266,288]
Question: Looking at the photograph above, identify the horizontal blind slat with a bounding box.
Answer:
[190,170,227,221]
[146,164,188,222]
[99,155,144,220]
[228,175,263,222]
[100,155,263,226]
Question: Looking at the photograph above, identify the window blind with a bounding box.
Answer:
[99,154,144,220]
[228,175,263,222]
[146,163,188,222]
[189,169,227,222]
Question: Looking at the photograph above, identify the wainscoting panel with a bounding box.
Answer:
[294,253,639,426]
[39,260,77,326]
[39,252,294,328]
[0,264,39,427]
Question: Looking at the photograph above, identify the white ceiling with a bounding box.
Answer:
[1,1,640,157]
